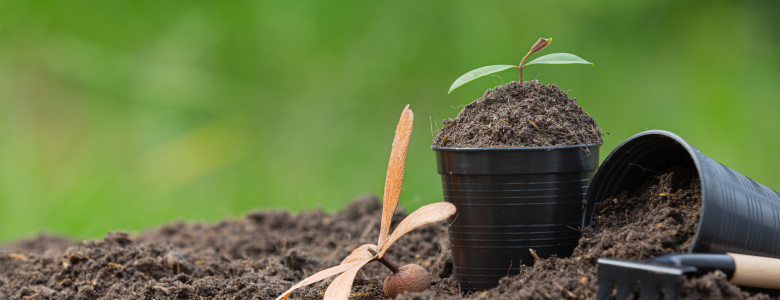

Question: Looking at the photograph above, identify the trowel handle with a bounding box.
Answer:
[729,253,780,289]
[650,253,780,290]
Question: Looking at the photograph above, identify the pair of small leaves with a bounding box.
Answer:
[447,53,593,94]
[275,106,457,300]
[448,36,593,94]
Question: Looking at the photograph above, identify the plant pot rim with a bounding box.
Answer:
[432,143,602,152]
[583,130,702,215]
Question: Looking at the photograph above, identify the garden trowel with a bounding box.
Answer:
[596,253,780,300]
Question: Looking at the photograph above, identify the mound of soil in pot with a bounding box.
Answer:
[0,171,773,300]
[432,80,603,148]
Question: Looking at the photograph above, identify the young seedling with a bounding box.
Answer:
[275,105,457,300]
[448,37,593,94]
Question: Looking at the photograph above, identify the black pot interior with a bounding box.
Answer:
[582,133,695,227]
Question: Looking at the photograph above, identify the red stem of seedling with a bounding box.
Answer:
[516,66,525,83]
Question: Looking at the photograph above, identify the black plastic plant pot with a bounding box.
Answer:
[432,144,601,291]
[583,130,780,258]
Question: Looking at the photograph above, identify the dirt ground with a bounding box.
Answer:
[1,169,776,300]
[432,80,603,148]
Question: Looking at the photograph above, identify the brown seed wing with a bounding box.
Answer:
[378,202,456,256]
[378,105,414,247]
[275,259,371,300]
[340,244,377,264]
[323,259,372,300]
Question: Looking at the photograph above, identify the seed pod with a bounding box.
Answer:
[383,264,430,298]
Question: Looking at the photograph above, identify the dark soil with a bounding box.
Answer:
[0,195,446,300]
[0,170,774,299]
[432,80,603,148]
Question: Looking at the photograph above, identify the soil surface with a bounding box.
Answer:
[0,169,775,299]
[432,80,603,148]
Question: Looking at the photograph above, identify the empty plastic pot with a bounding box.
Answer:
[433,144,600,291]
[584,130,780,258]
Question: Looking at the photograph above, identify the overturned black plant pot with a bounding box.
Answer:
[584,130,780,258]
[433,144,600,291]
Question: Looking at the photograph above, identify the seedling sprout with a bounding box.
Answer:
[448,37,594,94]
[275,105,457,300]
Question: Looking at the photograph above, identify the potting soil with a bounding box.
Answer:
[432,80,603,148]
[0,169,774,299]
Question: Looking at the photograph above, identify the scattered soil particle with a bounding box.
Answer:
[432,80,603,148]
[0,172,774,299]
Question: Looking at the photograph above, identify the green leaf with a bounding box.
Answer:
[523,53,593,66]
[448,65,517,94]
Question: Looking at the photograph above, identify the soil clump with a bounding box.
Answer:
[0,170,774,299]
[432,80,603,148]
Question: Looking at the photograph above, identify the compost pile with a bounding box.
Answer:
[432,80,603,148]
[0,169,773,300]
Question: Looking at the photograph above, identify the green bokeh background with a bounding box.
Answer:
[1,0,779,242]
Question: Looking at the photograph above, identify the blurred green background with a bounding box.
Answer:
[1,0,779,242]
